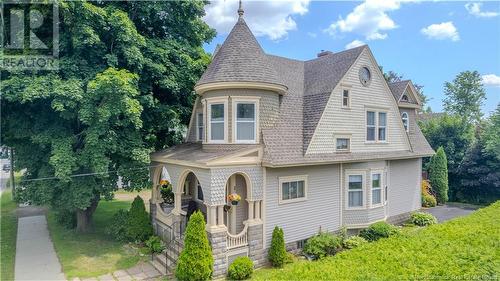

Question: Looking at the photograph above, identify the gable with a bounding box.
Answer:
[306,48,411,154]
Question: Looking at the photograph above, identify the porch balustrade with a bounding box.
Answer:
[226,223,249,249]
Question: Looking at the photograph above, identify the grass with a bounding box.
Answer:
[0,190,18,281]
[253,201,500,280]
[47,198,146,279]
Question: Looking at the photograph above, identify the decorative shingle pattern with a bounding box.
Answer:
[210,166,264,205]
[164,163,212,203]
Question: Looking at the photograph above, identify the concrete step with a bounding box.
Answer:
[150,259,167,276]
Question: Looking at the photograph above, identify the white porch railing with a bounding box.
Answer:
[226,223,249,249]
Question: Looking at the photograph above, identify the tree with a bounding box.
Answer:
[429,147,449,204]
[379,67,428,108]
[268,226,286,267]
[176,211,213,281]
[443,71,486,125]
[419,114,474,200]
[127,196,153,242]
[482,104,500,162]
[1,1,215,232]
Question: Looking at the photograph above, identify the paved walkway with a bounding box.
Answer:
[15,215,65,281]
[423,204,478,223]
[75,262,162,281]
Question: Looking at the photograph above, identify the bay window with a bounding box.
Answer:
[347,174,363,208]
[371,172,382,205]
[197,112,204,141]
[206,98,228,143]
[235,102,256,142]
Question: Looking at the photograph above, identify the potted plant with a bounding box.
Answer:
[228,193,242,206]
[159,179,175,213]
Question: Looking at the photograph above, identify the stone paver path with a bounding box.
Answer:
[15,215,65,281]
[423,204,478,223]
[75,262,162,281]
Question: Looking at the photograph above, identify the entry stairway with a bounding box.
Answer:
[151,237,184,276]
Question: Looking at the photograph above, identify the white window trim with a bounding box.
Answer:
[370,169,384,208]
[206,97,229,144]
[401,112,409,132]
[196,112,204,142]
[341,88,351,109]
[365,108,389,144]
[345,170,366,210]
[334,134,351,152]
[232,96,260,144]
[278,175,308,205]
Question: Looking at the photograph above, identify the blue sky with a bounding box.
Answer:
[203,1,500,115]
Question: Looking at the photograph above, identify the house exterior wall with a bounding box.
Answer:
[186,97,204,143]
[307,49,410,154]
[399,108,418,135]
[387,158,422,218]
[264,164,342,246]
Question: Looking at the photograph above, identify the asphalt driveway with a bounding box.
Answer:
[423,204,479,223]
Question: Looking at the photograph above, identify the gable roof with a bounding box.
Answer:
[388,80,410,101]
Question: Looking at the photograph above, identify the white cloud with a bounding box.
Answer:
[465,3,499,18]
[345,39,365,49]
[324,0,407,41]
[482,74,500,87]
[204,0,310,40]
[421,22,460,41]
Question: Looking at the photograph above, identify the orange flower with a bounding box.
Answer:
[160,179,169,185]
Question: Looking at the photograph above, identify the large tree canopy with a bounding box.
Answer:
[1,0,215,232]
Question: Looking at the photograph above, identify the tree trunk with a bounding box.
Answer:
[76,194,100,233]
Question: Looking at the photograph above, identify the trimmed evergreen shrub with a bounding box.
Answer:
[410,212,438,226]
[429,147,449,204]
[303,232,342,259]
[227,256,254,280]
[175,211,213,281]
[268,226,286,268]
[343,236,368,249]
[360,222,399,242]
[126,196,153,242]
[105,209,130,242]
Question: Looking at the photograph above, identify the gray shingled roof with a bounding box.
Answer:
[388,80,410,101]
[196,18,284,88]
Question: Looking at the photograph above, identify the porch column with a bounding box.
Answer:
[255,200,261,220]
[207,205,217,227]
[173,192,182,215]
[247,199,254,221]
[217,205,224,226]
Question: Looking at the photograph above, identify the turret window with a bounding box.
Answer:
[232,97,260,144]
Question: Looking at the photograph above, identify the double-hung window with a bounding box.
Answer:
[279,176,307,204]
[235,102,256,142]
[366,111,376,141]
[347,174,363,208]
[197,112,204,141]
[371,172,382,205]
[378,112,387,141]
[209,103,226,142]
[366,110,387,142]
[342,89,350,108]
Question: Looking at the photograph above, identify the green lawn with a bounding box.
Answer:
[1,190,18,281]
[47,199,145,279]
[253,201,500,280]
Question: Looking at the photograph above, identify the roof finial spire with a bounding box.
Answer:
[237,0,244,18]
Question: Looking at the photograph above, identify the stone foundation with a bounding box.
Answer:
[387,211,412,225]
[247,223,267,267]
[207,229,227,278]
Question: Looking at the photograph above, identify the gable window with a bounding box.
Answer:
[336,138,350,151]
[401,94,409,102]
[235,102,256,142]
[371,172,382,206]
[378,112,387,141]
[279,176,307,204]
[209,102,226,142]
[348,174,363,208]
[401,112,409,132]
[342,89,350,108]
[366,111,376,141]
[197,112,204,141]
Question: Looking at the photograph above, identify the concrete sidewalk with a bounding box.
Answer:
[15,215,65,281]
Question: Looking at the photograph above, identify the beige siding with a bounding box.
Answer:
[307,49,410,154]
[387,158,421,217]
[186,98,204,143]
[264,164,342,246]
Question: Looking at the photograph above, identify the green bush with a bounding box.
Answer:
[105,209,130,242]
[176,211,213,281]
[343,236,368,249]
[422,193,437,208]
[227,257,253,280]
[360,222,399,242]
[55,209,77,229]
[268,226,286,267]
[429,147,449,204]
[126,196,153,242]
[410,212,438,226]
[303,232,342,259]
[145,236,165,254]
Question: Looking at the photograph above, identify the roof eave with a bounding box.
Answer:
[195,81,288,95]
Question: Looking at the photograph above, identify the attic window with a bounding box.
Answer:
[401,94,409,102]
[342,89,350,108]
[401,112,409,132]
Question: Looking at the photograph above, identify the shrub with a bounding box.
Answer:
[343,236,368,249]
[268,226,286,267]
[303,232,342,259]
[360,222,399,242]
[127,196,153,242]
[421,180,437,207]
[145,236,165,260]
[227,256,253,280]
[105,209,130,242]
[429,147,449,204]
[410,212,438,226]
[55,209,77,229]
[176,211,213,281]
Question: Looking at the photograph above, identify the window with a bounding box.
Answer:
[279,176,307,203]
[378,112,387,141]
[401,112,409,132]
[348,175,363,208]
[342,89,350,108]
[197,112,204,141]
[401,94,409,102]
[336,138,350,151]
[235,102,256,142]
[371,173,382,205]
[209,103,225,142]
[366,111,376,141]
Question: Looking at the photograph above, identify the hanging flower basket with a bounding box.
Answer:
[228,193,241,206]
[159,180,174,205]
